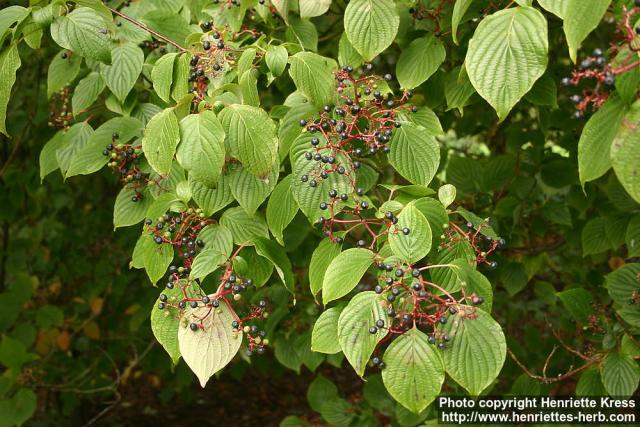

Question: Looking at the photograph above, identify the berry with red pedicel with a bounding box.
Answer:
[471,295,484,305]
[190,323,199,331]
[369,326,378,334]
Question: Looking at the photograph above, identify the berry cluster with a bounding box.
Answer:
[48,82,72,129]
[367,264,487,369]
[440,220,503,268]
[317,197,410,250]
[299,66,417,189]
[160,246,271,356]
[561,3,640,117]
[102,133,153,201]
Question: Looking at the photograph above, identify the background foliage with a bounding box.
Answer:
[1,0,640,425]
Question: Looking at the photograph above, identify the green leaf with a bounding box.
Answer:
[465,6,548,121]
[253,237,295,294]
[265,45,288,77]
[338,32,363,68]
[266,175,299,245]
[56,122,94,175]
[100,43,144,102]
[141,237,173,283]
[67,117,142,177]
[190,249,227,281]
[344,0,399,61]
[440,306,506,395]
[51,8,112,63]
[290,133,353,222]
[219,104,278,178]
[151,52,177,103]
[239,70,260,107]
[605,263,640,307]
[150,285,183,364]
[576,368,606,397]
[388,123,440,186]
[556,288,592,324]
[626,215,640,258]
[582,217,610,256]
[524,75,557,107]
[454,261,494,313]
[177,111,226,187]
[537,0,610,63]
[389,204,432,264]
[72,71,106,116]
[312,306,344,354]
[219,206,269,245]
[307,375,339,412]
[189,173,234,216]
[323,248,375,304]
[197,224,234,258]
[178,302,242,387]
[288,52,338,107]
[0,43,20,137]
[171,53,191,102]
[309,239,342,296]
[141,10,191,46]
[114,187,151,228]
[438,184,456,208]
[229,164,277,215]
[142,108,180,175]
[445,65,476,114]
[338,291,388,376]
[578,94,627,185]
[286,16,318,52]
[452,0,473,45]
[382,327,444,414]
[396,35,445,90]
[39,131,65,180]
[299,0,332,18]
[47,51,82,98]
[611,100,640,204]
[0,6,29,41]
[600,352,640,397]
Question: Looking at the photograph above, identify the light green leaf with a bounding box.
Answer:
[605,263,640,308]
[611,100,640,204]
[288,52,338,108]
[600,352,640,397]
[396,35,445,90]
[219,206,269,245]
[47,51,82,98]
[312,306,344,354]
[438,184,456,208]
[51,8,112,63]
[440,306,506,395]
[67,117,142,177]
[389,123,440,186]
[266,175,299,244]
[344,0,399,61]
[253,237,295,293]
[323,248,375,304]
[143,236,174,285]
[189,173,234,216]
[389,204,432,264]
[465,6,548,121]
[445,65,476,114]
[537,0,610,63]
[114,187,151,228]
[151,52,177,103]
[197,224,234,258]
[141,10,191,46]
[56,122,94,175]
[72,71,106,116]
[0,6,29,41]
[338,32,363,68]
[190,249,227,281]
[239,70,260,107]
[177,111,226,187]
[578,94,627,185]
[100,43,144,102]
[219,104,278,178]
[286,16,318,52]
[452,0,473,45]
[229,164,277,215]
[299,0,332,18]
[151,285,183,364]
[338,291,388,376]
[265,45,288,77]
[142,108,180,175]
[382,327,444,414]
[309,239,343,297]
[0,43,20,137]
[39,131,65,180]
[178,303,242,387]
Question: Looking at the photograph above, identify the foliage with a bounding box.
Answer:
[1,0,640,425]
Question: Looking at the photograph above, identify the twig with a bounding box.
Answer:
[507,348,597,384]
[108,7,187,52]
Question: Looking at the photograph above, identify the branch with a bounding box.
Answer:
[108,8,187,52]
[507,348,598,384]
